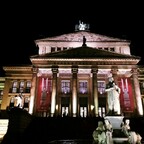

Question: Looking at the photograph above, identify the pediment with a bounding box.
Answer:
[35,31,128,42]
[31,46,140,60]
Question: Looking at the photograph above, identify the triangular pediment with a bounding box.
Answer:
[31,46,140,60]
[35,31,128,42]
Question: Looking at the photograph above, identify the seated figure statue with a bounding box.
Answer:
[92,121,106,144]
[121,119,142,144]
[104,119,113,144]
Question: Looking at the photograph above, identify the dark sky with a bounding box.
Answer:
[1,2,144,76]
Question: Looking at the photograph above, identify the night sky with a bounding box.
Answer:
[1,2,144,76]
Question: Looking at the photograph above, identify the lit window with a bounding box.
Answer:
[26,81,31,93]
[23,97,29,111]
[20,81,24,93]
[98,81,105,94]
[62,107,68,117]
[98,107,106,117]
[12,81,18,93]
[61,80,70,94]
[80,107,87,117]
[79,80,88,94]
[0,90,3,100]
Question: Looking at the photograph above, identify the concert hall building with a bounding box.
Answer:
[0,22,144,118]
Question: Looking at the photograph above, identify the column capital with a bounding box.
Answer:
[71,67,78,73]
[91,68,98,74]
[32,67,38,73]
[111,68,118,75]
[52,68,58,73]
[131,68,138,75]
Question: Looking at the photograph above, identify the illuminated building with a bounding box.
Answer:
[1,22,144,118]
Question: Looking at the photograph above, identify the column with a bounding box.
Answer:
[72,67,78,117]
[91,68,98,117]
[29,68,37,114]
[50,68,58,117]
[132,68,143,115]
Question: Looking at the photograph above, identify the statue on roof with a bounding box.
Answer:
[79,21,86,30]
[75,20,90,31]
[82,36,87,46]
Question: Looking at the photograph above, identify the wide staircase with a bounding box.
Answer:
[0,108,144,144]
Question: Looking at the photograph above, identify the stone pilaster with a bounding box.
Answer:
[91,68,98,117]
[29,68,37,114]
[50,68,58,117]
[131,68,143,115]
[72,67,78,117]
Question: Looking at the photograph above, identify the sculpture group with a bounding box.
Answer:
[93,75,142,144]
[92,118,142,144]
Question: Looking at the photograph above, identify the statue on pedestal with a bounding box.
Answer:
[105,76,121,115]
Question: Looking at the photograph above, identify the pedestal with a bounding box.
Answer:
[104,116,124,129]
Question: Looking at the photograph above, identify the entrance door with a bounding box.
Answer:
[61,97,70,117]
[79,97,88,117]
[61,106,69,117]
[80,107,87,117]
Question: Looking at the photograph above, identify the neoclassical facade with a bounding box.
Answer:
[1,23,144,117]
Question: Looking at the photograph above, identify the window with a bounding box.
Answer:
[61,80,70,94]
[12,81,18,93]
[9,97,15,108]
[98,81,105,94]
[51,47,55,52]
[104,47,108,51]
[63,47,67,50]
[98,107,106,117]
[42,47,46,54]
[98,47,102,50]
[57,47,61,51]
[23,97,29,111]
[79,80,88,94]
[110,47,115,52]
[0,90,3,100]
[20,81,24,93]
[80,107,87,117]
[26,81,31,93]
[61,107,68,117]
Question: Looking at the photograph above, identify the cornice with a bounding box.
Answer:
[3,66,32,72]
[31,58,139,66]
[30,58,139,62]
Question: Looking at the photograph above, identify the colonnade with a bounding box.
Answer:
[30,67,143,116]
